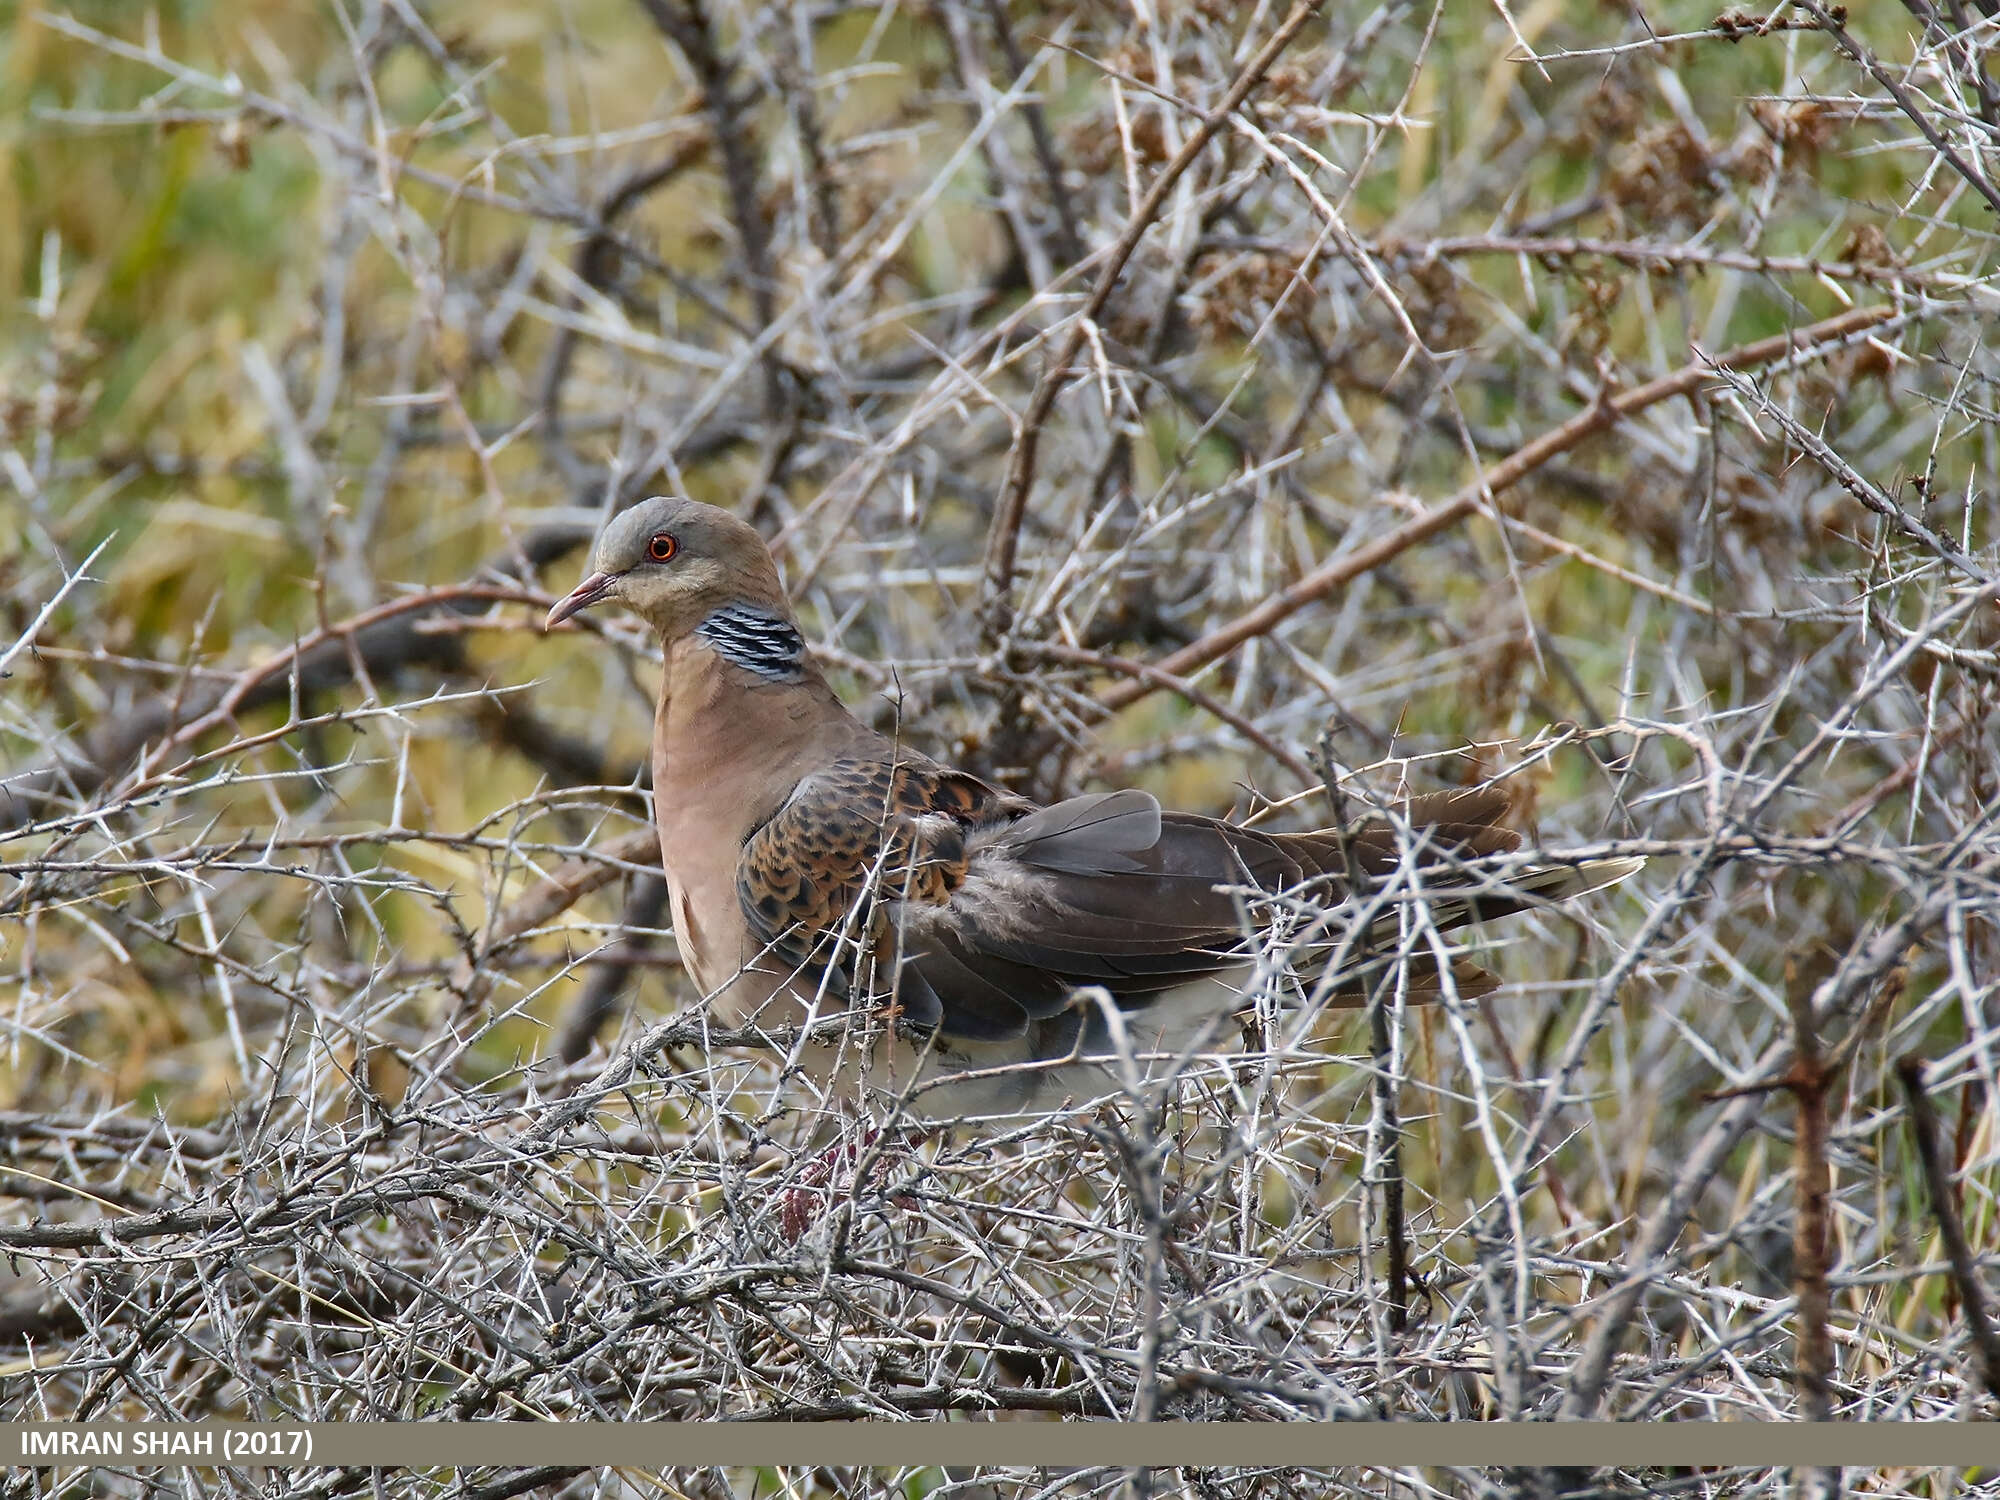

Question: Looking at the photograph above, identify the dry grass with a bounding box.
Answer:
[2,1,1998,1496]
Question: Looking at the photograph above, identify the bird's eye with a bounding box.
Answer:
[648,533,678,562]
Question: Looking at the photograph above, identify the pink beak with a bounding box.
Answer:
[544,570,619,630]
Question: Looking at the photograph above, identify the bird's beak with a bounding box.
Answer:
[545,570,619,631]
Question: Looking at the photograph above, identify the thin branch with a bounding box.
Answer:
[1098,303,1896,714]
[1897,1054,2000,1406]
[1796,0,2000,219]
[980,0,1327,639]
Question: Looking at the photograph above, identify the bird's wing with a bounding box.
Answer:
[741,773,1627,1056]
[898,783,1625,1048]
[735,752,1009,1002]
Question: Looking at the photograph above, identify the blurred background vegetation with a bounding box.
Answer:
[2,0,1999,1476]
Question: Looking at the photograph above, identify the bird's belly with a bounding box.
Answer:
[1106,967,1260,1061]
[660,853,808,1031]
[850,966,1265,1123]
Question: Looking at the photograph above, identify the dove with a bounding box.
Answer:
[546,497,1637,1120]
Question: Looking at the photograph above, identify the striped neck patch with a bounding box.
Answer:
[696,604,807,681]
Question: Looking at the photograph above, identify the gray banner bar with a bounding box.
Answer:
[3,1423,1995,1469]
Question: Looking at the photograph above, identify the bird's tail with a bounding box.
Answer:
[1258,785,1642,1002]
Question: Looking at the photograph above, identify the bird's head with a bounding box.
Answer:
[544,497,794,640]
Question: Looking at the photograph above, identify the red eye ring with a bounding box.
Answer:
[648,533,678,562]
